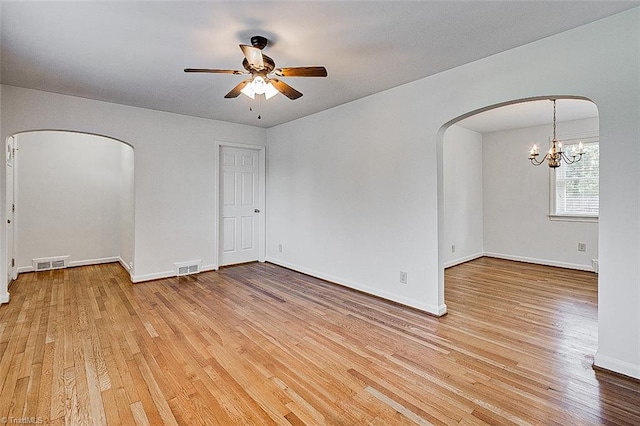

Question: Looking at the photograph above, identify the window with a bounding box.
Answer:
[551,136,599,219]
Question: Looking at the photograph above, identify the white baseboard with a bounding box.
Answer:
[444,252,484,269]
[118,257,130,272]
[68,256,119,268]
[265,257,447,317]
[131,270,174,283]
[594,352,640,380]
[17,256,120,274]
[0,292,9,304]
[17,256,213,283]
[131,264,218,283]
[482,252,594,272]
[201,264,218,273]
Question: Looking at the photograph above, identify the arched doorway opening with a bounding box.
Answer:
[436,95,599,308]
[5,130,134,294]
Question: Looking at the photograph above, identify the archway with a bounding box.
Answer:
[436,95,599,308]
[5,130,134,293]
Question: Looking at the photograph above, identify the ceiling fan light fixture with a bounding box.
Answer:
[264,82,279,100]
[240,83,255,99]
[241,76,279,100]
[251,76,267,94]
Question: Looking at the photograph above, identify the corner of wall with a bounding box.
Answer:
[594,352,640,381]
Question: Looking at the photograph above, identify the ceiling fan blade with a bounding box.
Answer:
[275,66,327,77]
[224,80,251,98]
[184,68,245,75]
[269,79,303,100]
[240,44,265,70]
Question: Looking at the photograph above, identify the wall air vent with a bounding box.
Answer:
[51,260,65,268]
[174,260,202,277]
[36,261,52,271]
[33,255,70,272]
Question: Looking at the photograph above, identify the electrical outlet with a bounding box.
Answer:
[278,244,283,253]
[451,244,456,253]
[578,242,587,252]
[399,271,408,284]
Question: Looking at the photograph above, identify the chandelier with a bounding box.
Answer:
[529,99,584,168]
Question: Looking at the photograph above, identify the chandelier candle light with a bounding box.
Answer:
[529,99,585,168]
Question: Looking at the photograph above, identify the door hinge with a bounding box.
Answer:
[12,204,15,213]
[11,259,15,268]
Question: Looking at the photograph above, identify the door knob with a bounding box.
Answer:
[254,209,260,213]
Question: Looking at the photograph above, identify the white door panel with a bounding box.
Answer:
[223,171,236,206]
[220,146,262,266]
[241,172,255,205]
[241,216,254,250]
[222,217,236,253]
[223,152,236,166]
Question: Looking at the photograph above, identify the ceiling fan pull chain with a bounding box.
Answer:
[257,95,262,120]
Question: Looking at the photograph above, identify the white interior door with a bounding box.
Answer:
[220,146,262,266]
[6,136,16,283]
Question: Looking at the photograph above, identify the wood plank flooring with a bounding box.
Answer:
[0,257,639,425]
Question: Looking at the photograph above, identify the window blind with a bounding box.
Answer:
[554,138,599,216]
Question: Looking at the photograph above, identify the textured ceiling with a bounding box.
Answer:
[1,1,637,128]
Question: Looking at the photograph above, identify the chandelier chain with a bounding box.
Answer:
[552,99,557,141]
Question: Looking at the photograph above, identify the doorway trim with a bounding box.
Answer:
[214,141,266,268]
[4,136,17,301]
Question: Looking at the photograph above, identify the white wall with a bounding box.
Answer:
[267,93,443,313]
[443,125,483,267]
[266,8,640,378]
[119,144,135,270]
[0,85,267,285]
[482,117,599,270]
[15,131,132,270]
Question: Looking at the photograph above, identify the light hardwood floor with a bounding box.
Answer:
[0,257,639,425]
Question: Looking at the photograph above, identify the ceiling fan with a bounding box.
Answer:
[185,35,327,100]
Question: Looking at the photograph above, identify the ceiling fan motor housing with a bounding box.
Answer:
[242,55,275,74]
[251,36,268,50]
